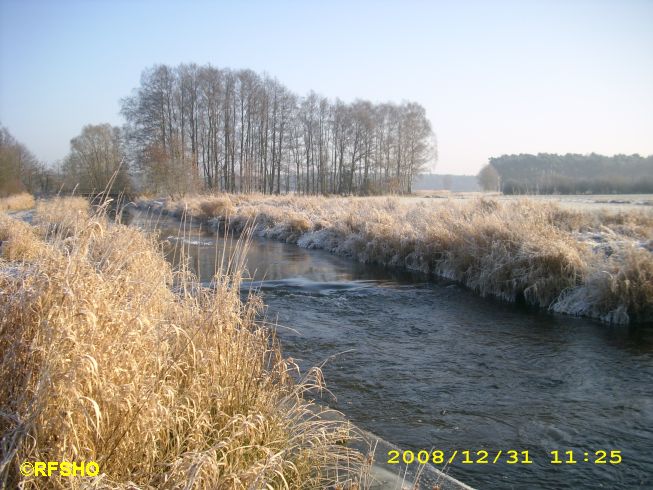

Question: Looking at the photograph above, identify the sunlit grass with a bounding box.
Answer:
[0,198,366,489]
[144,194,653,324]
[0,192,35,212]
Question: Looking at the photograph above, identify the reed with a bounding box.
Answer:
[0,192,35,212]
[0,198,365,489]
[141,194,653,324]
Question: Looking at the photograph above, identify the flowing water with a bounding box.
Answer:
[129,210,653,489]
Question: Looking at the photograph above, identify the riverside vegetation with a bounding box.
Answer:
[0,192,35,212]
[140,194,653,325]
[0,196,368,489]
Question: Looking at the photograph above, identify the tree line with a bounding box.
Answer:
[0,126,59,197]
[120,64,436,196]
[478,153,653,194]
[3,64,436,198]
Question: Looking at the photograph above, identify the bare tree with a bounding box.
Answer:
[121,63,437,195]
[0,125,57,196]
[62,124,130,194]
[477,164,500,192]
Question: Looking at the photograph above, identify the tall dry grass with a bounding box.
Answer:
[140,194,653,324]
[554,246,653,324]
[0,198,366,489]
[0,193,35,212]
[34,196,90,237]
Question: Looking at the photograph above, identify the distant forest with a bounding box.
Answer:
[478,153,653,194]
[412,173,480,192]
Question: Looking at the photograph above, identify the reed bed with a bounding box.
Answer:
[0,198,366,489]
[34,196,91,237]
[0,192,35,212]
[139,194,653,325]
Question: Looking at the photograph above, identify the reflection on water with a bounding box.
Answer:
[130,210,653,490]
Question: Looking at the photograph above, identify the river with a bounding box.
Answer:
[129,210,653,489]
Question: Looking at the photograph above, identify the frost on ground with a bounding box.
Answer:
[0,199,368,489]
[137,194,653,325]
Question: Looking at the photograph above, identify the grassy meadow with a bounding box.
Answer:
[0,196,367,489]
[141,193,653,325]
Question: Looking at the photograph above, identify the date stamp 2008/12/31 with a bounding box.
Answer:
[386,449,622,466]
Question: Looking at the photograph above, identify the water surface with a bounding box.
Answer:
[130,210,653,489]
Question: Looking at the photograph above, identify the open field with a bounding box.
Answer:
[139,194,653,325]
[412,191,653,211]
[0,198,366,489]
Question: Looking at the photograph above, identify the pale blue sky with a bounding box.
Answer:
[1,0,651,174]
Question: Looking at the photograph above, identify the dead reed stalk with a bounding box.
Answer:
[0,193,35,212]
[0,198,365,489]
[140,194,653,324]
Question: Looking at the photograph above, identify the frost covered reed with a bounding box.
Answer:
[142,194,653,324]
[0,198,366,489]
[0,192,35,212]
[34,195,91,237]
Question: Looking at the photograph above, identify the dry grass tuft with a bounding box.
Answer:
[288,214,312,234]
[153,194,236,222]
[140,194,653,324]
[549,206,653,240]
[197,196,235,220]
[34,196,90,237]
[0,192,35,212]
[0,214,45,261]
[0,198,365,489]
[553,246,653,324]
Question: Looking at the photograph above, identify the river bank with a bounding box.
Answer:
[127,205,653,489]
[0,197,368,489]
[137,194,653,325]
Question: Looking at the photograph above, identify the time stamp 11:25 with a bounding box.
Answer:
[386,449,623,466]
